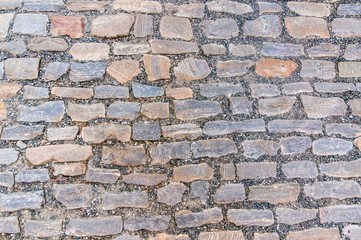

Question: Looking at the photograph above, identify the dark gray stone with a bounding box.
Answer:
[17,101,65,122]
[300,60,336,80]
[242,140,279,159]
[102,145,147,167]
[85,168,120,184]
[123,173,167,186]
[237,162,277,180]
[338,4,361,16]
[326,123,361,138]
[175,208,223,228]
[268,120,323,134]
[261,42,304,57]
[132,83,164,98]
[304,180,361,200]
[307,43,340,58]
[190,181,209,205]
[132,122,161,141]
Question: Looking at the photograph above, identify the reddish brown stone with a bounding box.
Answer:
[107,60,141,84]
[166,88,193,99]
[256,59,298,78]
[50,16,84,38]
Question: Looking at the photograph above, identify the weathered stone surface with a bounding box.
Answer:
[67,103,105,122]
[66,217,123,237]
[200,83,244,97]
[123,173,167,186]
[15,169,49,183]
[124,215,170,231]
[144,54,170,81]
[175,208,223,228]
[28,37,68,52]
[157,182,186,206]
[0,191,44,212]
[53,163,86,177]
[24,220,62,238]
[288,2,330,17]
[242,140,279,159]
[107,60,141,84]
[258,2,282,13]
[237,162,277,180]
[67,0,110,11]
[166,88,193,99]
[1,125,43,141]
[200,19,239,39]
[94,85,129,99]
[82,124,131,143]
[344,225,361,240]
[47,126,78,141]
[313,138,353,155]
[230,97,252,115]
[13,14,48,36]
[112,0,162,14]
[216,60,253,77]
[160,16,193,40]
[332,18,361,38]
[149,39,199,54]
[0,0,21,10]
[258,96,295,116]
[162,124,202,140]
[282,82,313,95]
[5,58,40,80]
[276,208,317,225]
[51,16,83,38]
[280,136,311,155]
[102,145,146,166]
[132,83,164,98]
[175,3,205,18]
[250,84,280,98]
[134,14,153,37]
[227,209,274,226]
[249,183,300,204]
[301,60,336,79]
[173,163,214,182]
[307,43,340,58]
[132,122,160,141]
[53,184,92,209]
[107,102,140,120]
[254,233,279,240]
[326,123,361,138]
[0,172,14,187]
[243,15,281,38]
[207,1,252,15]
[0,13,14,40]
[113,43,150,55]
[229,44,256,57]
[24,0,64,11]
[18,101,64,122]
[174,100,222,120]
[349,99,361,117]
[174,58,211,81]
[191,138,237,158]
[339,62,361,78]
[102,191,148,209]
[115,235,143,240]
[285,17,329,38]
[91,14,134,38]
[344,44,361,60]
[338,4,361,16]
[203,119,265,136]
[320,159,361,178]
[256,59,298,78]
[262,42,304,57]
[301,95,346,118]
[190,181,209,205]
[70,43,109,61]
[23,86,49,100]
[314,82,355,93]
[320,205,361,223]
[268,120,323,134]
[214,184,246,204]
[202,44,227,55]
[199,231,244,240]
[69,62,106,82]
[86,168,120,184]
[26,144,92,165]
[45,62,69,81]
[287,228,340,240]
[0,148,19,165]
[305,181,361,200]
[282,161,318,178]
[150,141,190,165]
[0,217,19,233]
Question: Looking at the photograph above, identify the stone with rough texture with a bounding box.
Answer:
[280,137,311,155]
[332,19,361,38]
[200,83,244,97]
[320,159,361,178]
[113,43,150,55]
[132,83,164,98]
[304,181,361,200]
[0,13,13,40]
[160,16,193,40]
[282,161,318,179]
[134,14,153,37]
[144,55,170,81]
[282,82,313,95]
[214,184,246,204]
[200,19,239,39]
[0,191,44,212]
[45,62,69,81]
[18,101,64,123]
[15,169,49,183]
[217,60,253,77]
[132,122,160,141]
[0,217,19,234]
[53,184,92,209]
[166,88,193,99]
[53,163,86,177]
[276,208,317,225]
[344,44,361,60]
[343,225,361,240]
[24,220,62,238]
[175,208,223,228]
[174,58,211,81]
[237,162,277,180]
[190,181,209,205]
[314,82,355,93]
[262,42,304,57]
[204,119,264,136]
[301,95,347,118]
[250,84,280,98]
[339,62,361,78]
[287,228,340,240]
[0,172,14,187]
[249,183,300,204]
[47,126,79,141]
[70,43,109,61]
[286,17,330,39]
[70,62,106,82]
[124,215,170,231]
[123,173,167,186]
[86,168,120,184]
[301,60,336,80]
[256,59,298,78]
[199,231,244,240]
[67,103,105,122]
[1,125,44,141]
[174,100,222,120]
[24,0,64,11]
[91,14,134,38]
[51,16,83,38]
[288,2,330,17]
[243,15,281,38]
[258,97,295,116]
[5,58,40,80]
[175,3,205,18]
[268,120,323,134]
[0,0,21,10]
[202,44,227,55]
[191,138,237,158]
[94,85,129,99]
[102,191,148,209]
[107,102,140,120]
[112,0,162,14]
[242,140,280,159]
[173,163,214,182]
[102,145,146,166]
[157,183,186,206]
[150,40,199,54]
[67,0,110,11]
[230,97,252,115]
[150,141,190,165]
[320,205,361,223]
[82,124,131,143]
[254,233,279,240]
[66,217,123,237]
[13,14,48,36]
[326,123,361,138]
[207,1,252,15]
[162,124,202,140]
[28,37,68,52]
[227,209,274,226]
[313,138,353,155]
[107,60,141,84]
[307,43,340,58]
[23,86,49,100]
[230,44,256,57]
[258,2,282,13]
[0,148,19,165]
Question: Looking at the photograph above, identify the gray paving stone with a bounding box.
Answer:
[157,182,186,206]
[344,44,361,60]
[282,82,313,95]
[0,148,19,165]
[288,2,330,17]
[15,169,49,183]
[250,84,280,98]
[0,191,44,212]
[123,173,167,186]
[276,208,318,225]
[150,141,190,165]
[47,126,78,141]
[0,172,14,187]
[0,62,3,80]
[343,225,361,240]
[66,217,123,237]
[230,97,252,115]
[229,44,256,57]
[23,0,64,11]
[338,4,361,15]
[216,60,253,77]
[227,209,274,226]
[18,101,65,122]
[237,162,277,180]
[200,83,243,97]
[175,3,205,18]
[258,2,282,13]
[280,136,311,155]
[191,138,237,158]
[174,163,214,182]
[320,205,361,224]
[1,125,44,140]
[124,215,171,231]
[94,85,129,99]
[202,44,226,55]
[0,217,19,234]
[313,138,353,155]
[24,220,62,238]
[249,183,300,204]
[254,233,279,240]
[23,86,49,100]
[0,0,22,10]
[53,184,92,209]
[268,120,323,134]
[112,0,162,13]
[67,103,105,122]
[160,16,193,41]
[261,42,304,57]
[287,228,340,240]
[107,102,140,120]
[113,42,150,55]
[13,14,48,36]
[0,13,14,40]
[199,231,244,240]
[28,37,68,52]
[282,161,318,178]
[307,43,340,58]
[5,58,40,80]
[132,83,164,98]
[190,181,209,205]
[85,168,120,184]
[175,208,223,228]
[174,100,222,120]
[149,40,199,54]
[320,159,361,178]
[243,15,281,38]
[102,191,148,209]
[203,119,265,136]
[132,122,160,141]
[206,1,253,15]
[220,163,236,181]
[53,163,86,177]
[305,180,361,200]
[301,95,347,118]
[69,62,106,82]
[259,96,295,116]
[199,19,239,39]
[134,14,153,37]
[300,60,336,80]
[314,82,356,93]
[242,140,280,159]
[326,123,361,138]
[214,184,246,204]
[44,62,69,81]
[162,124,202,140]
[332,18,361,38]
[102,145,146,166]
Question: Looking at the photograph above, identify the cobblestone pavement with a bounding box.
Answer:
[1,0,361,239]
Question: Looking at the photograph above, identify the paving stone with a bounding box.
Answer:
[115,235,143,240]
[256,59,298,78]
[229,44,255,57]
[150,141,190,165]
[162,124,202,140]
[190,181,209,205]
[53,163,86,176]
[67,103,105,122]
[0,172,14,187]
[23,86,49,100]
[332,18,361,38]
[160,16,193,40]
[173,163,214,182]
[288,2,330,17]
[5,58,40,80]
[203,119,265,136]
[326,123,361,138]
[24,0,64,11]
[301,95,346,118]
[28,37,68,52]
[202,44,227,55]
[280,136,311,155]
[285,17,329,39]
[50,16,83,38]
[216,60,253,77]
[313,138,353,155]
[69,62,106,82]
[13,14,48,36]
[243,15,281,38]
[107,102,140,120]
[320,159,361,178]
[67,0,110,11]
[45,62,69,81]
[258,96,295,116]
[307,43,340,58]
[123,173,167,186]
[0,13,14,40]
[282,161,318,178]
[0,62,3,80]
[0,0,21,10]
[132,83,164,98]
[320,205,361,223]
[349,99,361,117]
[227,209,274,226]
[175,208,223,228]
[18,101,64,122]
[175,3,205,18]
[250,84,280,98]
[26,144,92,165]
[166,87,193,99]
[304,180,361,200]
[343,225,361,240]
[82,123,131,143]
[157,182,186,206]
[207,1,252,15]
[339,62,361,78]
[132,122,160,141]
[102,191,148,209]
[1,125,44,141]
[254,233,279,240]
[261,42,304,57]
[86,168,120,184]
[200,83,243,97]
[191,138,237,158]
[314,82,355,93]
[220,163,235,180]
[214,183,246,204]
[0,148,19,165]
[258,2,282,13]
[94,85,129,99]
[248,183,300,204]
[282,82,313,95]
[66,217,123,237]
[237,162,277,180]
[0,102,7,120]
[91,14,134,38]
[0,191,44,212]
[276,208,317,225]
[47,126,79,141]
[338,4,361,16]
[124,215,170,231]
[200,19,239,39]
[24,220,62,238]
[300,60,336,80]
[134,14,153,37]
[230,97,252,115]
[199,231,244,240]
[70,43,109,61]
[144,55,170,81]
[268,120,323,134]
[112,0,162,14]
[113,42,150,55]
[174,58,211,81]
[15,169,49,183]
[53,184,92,209]
[344,44,361,60]
[174,100,222,120]
[0,217,19,233]
[149,39,199,54]
[287,228,340,240]
[242,140,280,159]
[102,145,146,166]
